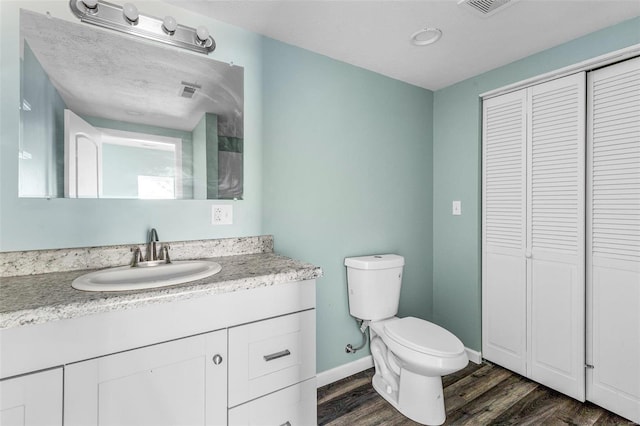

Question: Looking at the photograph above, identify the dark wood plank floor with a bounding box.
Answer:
[317,362,637,425]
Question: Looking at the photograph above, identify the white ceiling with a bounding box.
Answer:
[171,0,640,90]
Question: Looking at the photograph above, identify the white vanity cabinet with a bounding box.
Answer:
[64,330,227,426]
[0,368,63,426]
[0,279,318,426]
[63,310,319,426]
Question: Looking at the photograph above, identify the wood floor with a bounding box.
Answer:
[317,362,637,425]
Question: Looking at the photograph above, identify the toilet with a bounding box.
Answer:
[344,254,468,425]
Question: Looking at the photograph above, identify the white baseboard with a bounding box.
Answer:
[316,355,374,388]
[316,348,482,388]
[466,347,482,364]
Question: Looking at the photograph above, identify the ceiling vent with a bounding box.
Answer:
[179,81,201,99]
[458,0,519,17]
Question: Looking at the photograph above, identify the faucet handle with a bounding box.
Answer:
[159,244,171,264]
[130,246,143,267]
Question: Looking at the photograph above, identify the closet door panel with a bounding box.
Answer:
[587,56,640,424]
[484,250,527,373]
[482,89,527,375]
[527,73,586,400]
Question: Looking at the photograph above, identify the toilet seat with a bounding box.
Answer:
[384,317,464,357]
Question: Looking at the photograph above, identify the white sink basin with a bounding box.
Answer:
[72,260,222,292]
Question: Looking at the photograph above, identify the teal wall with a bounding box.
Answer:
[192,112,220,199]
[192,114,208,200]
[432,16,640,352]
[0,1,263,250]
[261,38,434,373]
[20,42,67,198]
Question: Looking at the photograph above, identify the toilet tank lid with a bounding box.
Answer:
[344,254,404,270]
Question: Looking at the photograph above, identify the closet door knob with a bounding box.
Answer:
[525,251,532,259]
[212,354,223,365]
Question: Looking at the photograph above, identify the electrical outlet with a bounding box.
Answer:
[212,204,233,225]
[452,200,462,216]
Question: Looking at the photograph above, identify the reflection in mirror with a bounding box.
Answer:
[19,9,243,200]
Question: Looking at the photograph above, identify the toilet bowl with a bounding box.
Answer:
[344,254,468,425]
[372,317,468,376]
[368,317,468,425]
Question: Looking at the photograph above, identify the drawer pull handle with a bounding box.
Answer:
[264,349,291,362]
[280,422,291,426]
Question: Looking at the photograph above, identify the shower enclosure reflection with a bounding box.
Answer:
[65,110,185,199]
[19,9,244,200]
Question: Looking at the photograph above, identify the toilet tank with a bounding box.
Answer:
[344,254,405,321]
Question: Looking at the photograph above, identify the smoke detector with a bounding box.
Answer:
[458,0,520,17]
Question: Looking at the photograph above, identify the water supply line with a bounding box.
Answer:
[345,319,369,354]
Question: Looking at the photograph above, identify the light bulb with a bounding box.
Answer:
[196,25,209,43]
[81,0,98,11]
[122,3,139,23]
[162,16,177,34]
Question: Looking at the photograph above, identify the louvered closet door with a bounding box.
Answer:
[527,73,586,401]
[482,89,527,375]
[587,56,640,424]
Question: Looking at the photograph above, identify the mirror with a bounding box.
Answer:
[19,9,244,200]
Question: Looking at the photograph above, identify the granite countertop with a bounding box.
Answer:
[0,253,322,330]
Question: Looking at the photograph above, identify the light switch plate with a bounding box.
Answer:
[212,204,233,225]
[452,200,462,216]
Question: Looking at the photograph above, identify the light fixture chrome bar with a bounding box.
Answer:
[69,0,216,54]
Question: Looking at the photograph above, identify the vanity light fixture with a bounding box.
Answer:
[410,27,442,46]
[70,0,216,54]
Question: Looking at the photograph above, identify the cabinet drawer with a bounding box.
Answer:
[228,378,317,426]
[228,309,315,407]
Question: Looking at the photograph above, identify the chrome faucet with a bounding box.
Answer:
[129,228,171,267]
[146,228,160,261]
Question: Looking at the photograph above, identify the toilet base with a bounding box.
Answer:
[372,368,446,426]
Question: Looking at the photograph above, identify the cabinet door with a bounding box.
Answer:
[0,368,62,426]
[587,56,640,423]
[482,88,528,375]
[527,73,586,401]
[64,330,227,426]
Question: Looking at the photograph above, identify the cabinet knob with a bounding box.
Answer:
[525,251,532,259]
[212,354,223,365]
